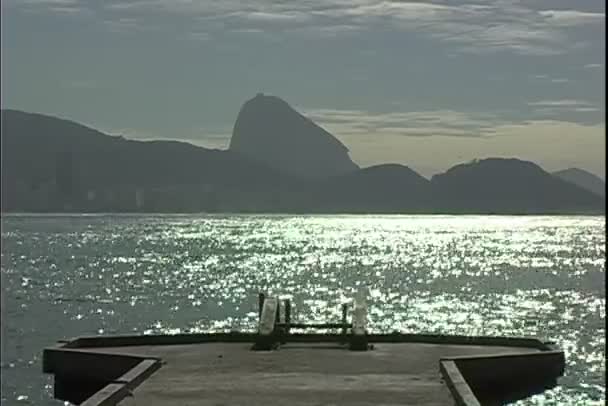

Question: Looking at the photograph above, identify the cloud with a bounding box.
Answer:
[28,0,590,55]
[301,1,582,55]
[20,0,79,4]
[106,126,233,150]
[230,28,266,35]
[302,102,606,143]
[538,10,605,26]
[8,0,85,14]
[242,11,310,23]
[335,119,605,178]
[104,1,152,11]
[527,99,600,114]
[528,100,592,107]
[294,24,361,38]
[530,74,574,83]
[308,3,602,55]
[534,107,599,114]
[303,108,507,138]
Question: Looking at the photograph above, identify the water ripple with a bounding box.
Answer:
[1,214,605,405]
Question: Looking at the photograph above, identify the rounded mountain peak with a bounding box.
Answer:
[229,94,359,178]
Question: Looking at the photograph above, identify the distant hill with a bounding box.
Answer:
[1,106,604,214]
[552,168,605,197]
[1,109,292,212]
[312,164,432,213]
[230,93,359,178]
[431,158,604,214]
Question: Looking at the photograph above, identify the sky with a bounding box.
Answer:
[2,0,605,179]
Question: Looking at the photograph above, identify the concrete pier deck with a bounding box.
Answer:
[43,333,564,406]
[42,294,565,405]
[110,342,538,406]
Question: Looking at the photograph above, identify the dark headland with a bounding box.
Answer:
[552,168,605,198]
[230,93,359,178]
[1,95,605,214]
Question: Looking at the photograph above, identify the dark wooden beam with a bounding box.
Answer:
[341,303,348,343]
[275,322,351,329]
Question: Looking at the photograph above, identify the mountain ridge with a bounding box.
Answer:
[1,103,604,214]
[552,168,605,197]
[229,93,359,178]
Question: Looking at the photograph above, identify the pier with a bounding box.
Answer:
[43,292,565,405]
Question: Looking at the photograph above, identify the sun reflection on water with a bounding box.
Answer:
[1,214,605,405]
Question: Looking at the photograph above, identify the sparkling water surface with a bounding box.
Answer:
[1,214,605,405]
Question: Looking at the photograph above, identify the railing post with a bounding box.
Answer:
[282,299,291,344]
[285,299,291,332]
[276,299,281,325]
[275,299,282,343]
[341,303,348,343]
[258,293,265,321]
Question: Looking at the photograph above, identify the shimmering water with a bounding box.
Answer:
[1,214,605,405]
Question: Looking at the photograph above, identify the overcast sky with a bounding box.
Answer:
[2,0,605,178]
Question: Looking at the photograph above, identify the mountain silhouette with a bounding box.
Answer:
[312,164,431,213]
[230,93,359,178]
[1,106,604,214]
[552,168,605,197]
[1,109,291,212]
[431,158,604,214]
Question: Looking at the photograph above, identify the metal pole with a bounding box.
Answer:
[283,299,291,344]
[341,303,348,341]
[285,299,291,330]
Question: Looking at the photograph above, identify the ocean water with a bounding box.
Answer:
[0,214,605,405]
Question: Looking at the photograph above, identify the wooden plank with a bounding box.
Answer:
[114,359,162,389]
[352,289,367,335]
[259,298,278,336]
[349,289,368,351]
[79,383,129,406]
[439,360,482,406]
[253,297,278,350]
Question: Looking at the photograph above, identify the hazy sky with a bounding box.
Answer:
[2,0,605,178]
